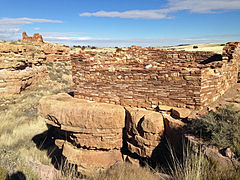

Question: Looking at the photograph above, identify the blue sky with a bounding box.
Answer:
[0,0,240,47]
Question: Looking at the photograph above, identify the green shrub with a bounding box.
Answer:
[55,68,62,73]
[46,61,53,67]
[49,72,61,81]
[116,48,122,52]
[187,105,240,159]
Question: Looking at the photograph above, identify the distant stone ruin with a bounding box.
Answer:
[71,42,240,110]
[22,32,44,44]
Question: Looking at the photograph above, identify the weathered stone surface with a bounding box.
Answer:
[158,105,173,111]
[125,107,164,158]
[62,141,122,172]
[39,93,125,150]
[163,113,186,151]
[38,93,127,173]
[171,107,192,119]
[0,43,47,95]
[43,43,70,62]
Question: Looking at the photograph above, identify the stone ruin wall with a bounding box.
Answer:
[200,42,240,106]
[22,32,44,44]
[22,32,70,62]
[71,42,240,110]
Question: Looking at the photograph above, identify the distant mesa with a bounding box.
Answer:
[22,32,44,44]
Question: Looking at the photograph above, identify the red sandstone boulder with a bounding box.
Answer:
[163,113,186,151]
[171,107,192,119]
[62,141,122,174]
[39,93,125,150]
[125,107,164,158]
[38,93,126,173]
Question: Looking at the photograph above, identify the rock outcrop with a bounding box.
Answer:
[38,93,125,172]
[43,44,70,62]
[38,93,169,172]
[125,107,164,158]
[0,43,47,95]
[0,36,71,96]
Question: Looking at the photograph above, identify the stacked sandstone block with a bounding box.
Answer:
[71,43,240,110]
[38,93,167,173]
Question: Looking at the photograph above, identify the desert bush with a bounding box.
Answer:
[116,48,122,52]
[56,68,62,73]
[49,72,59,81]
[193,46,198,49]
[63,69,70,75]
[46,61,53,67]
[187,105,240,159]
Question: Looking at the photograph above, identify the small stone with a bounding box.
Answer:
[171,107,192,119]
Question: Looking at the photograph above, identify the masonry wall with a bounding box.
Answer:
[71,43,240,109]
[200,42,240,107]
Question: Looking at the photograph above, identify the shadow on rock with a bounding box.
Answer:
[6,171,26,180]
[32,125,65,169]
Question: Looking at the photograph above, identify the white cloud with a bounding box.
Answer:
[0,17,62,40]
[80,9,171,19]
[33,27,40,30]
[79,0,240,19]
[0,18,62,25]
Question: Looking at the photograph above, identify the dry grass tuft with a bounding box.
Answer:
[0,61,73,177]
[91,162,159,180]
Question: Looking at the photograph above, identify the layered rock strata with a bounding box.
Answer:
[38,93,170,172]
[0,44,47,95]
[43,44,70,62]
[0,37,71,96]
[38,93,126,172]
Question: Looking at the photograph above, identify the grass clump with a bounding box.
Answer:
[0,60,73,176]
[0,166,8,179]
[187,105,240,159]
[167,144,208,180]
[166,142,240,180]
[92,162,158,180]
